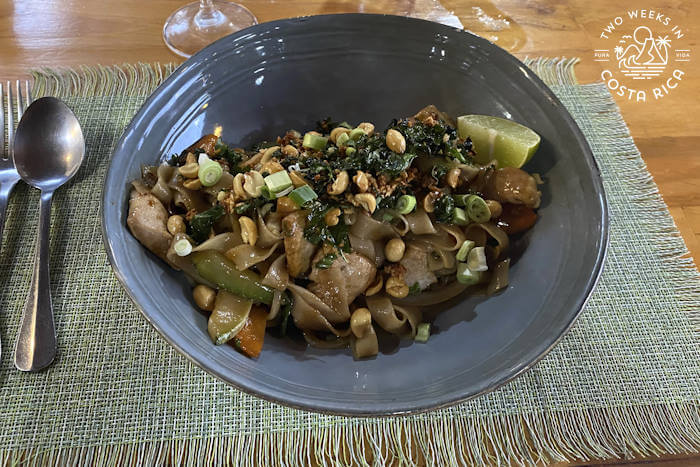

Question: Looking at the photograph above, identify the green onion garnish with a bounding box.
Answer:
[289,185,318,207]
[174,239,193,257]
[349,128,366,141]
[415,323,430,342]
[336,132,350,147]
[466,246,488,272]
[456,263,482,285]
[456,240,475,262]
[395,195,416,214]
[454,194,470,207]
[466,195,490,223]
[302,133,328,150]
[452,207,469,226]
[197,155,223,187]
[264,171,293,195]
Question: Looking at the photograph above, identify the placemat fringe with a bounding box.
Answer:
[31,63,179,99]
[2,403,697,465]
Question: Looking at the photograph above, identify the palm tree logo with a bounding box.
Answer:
[616,26,672,78]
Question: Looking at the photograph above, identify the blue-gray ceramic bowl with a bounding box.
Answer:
[102,14,608,416]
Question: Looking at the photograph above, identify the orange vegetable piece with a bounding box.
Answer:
[496,204,538,235]
[229,305,267,358]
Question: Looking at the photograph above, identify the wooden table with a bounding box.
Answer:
[1,1,698,465]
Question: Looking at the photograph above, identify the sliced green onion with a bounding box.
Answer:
[174,239,193,257]
[289,185,318,206]
[395,195,417,214]
[197,154,223,187]
[452,207,469,226]
[259,186,275,200]
[454,194,470,207]
[302,133,328,150]
[467,246,488,272]
[345,147,357,156]
[349,128,366,141]
[336,132,350,147]
[457,263,482,285]
[466,195,491,223]
[264,171,293,194]
[456,240,475,262]
[414,323,431,343]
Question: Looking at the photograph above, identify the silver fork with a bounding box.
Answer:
[0,80,32,361]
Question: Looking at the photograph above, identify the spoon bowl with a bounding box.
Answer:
[12,96,84,372]
[13,97,84,191]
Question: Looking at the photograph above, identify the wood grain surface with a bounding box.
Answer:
[0,1,698,465]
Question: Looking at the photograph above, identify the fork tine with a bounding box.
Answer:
[0,82,4,158]
[15,80,24,119]
[24,80,32,107]
[6,82,13,161]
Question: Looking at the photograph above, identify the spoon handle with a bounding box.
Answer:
[15,190,56,371]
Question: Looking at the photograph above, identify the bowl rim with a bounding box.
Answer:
[101,13,610,417]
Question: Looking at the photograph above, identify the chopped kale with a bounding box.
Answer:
[431,164,448,182]
[315,117,337,134]
[303,202,351,252]
[433,194,455,223]
[392,119,448,157]
[337,134,416,178]
[234,197,267,216]
[188,205,225,243]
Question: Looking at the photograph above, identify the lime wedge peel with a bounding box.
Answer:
[457,115,540,168]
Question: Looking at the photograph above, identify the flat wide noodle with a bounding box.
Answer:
[302,331,351,349]
[262,254,289,290]
[365,295,422,338]
[415,224,465,251]
[192,232,242,253]
[225,241,281,271]
[257,210,283,248]
[394,279,468,306]
[487,258,510,295]
[464,222,509,259]
[201,172,233,197]
[350,212,397,241]
[405,208,437,235]
[351,325,379,359]
[165,233,216,286]
[428,247,457,273]
[151,165,176,205]
[287,284,351,337]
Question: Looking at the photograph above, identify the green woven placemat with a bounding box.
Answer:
[0,58,698,465]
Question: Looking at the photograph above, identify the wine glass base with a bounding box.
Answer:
[163,0,257,58]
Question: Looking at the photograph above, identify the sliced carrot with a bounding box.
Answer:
[229,305,267,358]
[496,204,538,235]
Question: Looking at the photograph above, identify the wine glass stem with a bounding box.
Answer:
[196,0,224,29]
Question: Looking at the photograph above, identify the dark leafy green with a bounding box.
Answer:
[433,194,455,223]
[408,282,421,295]
[188,205,225,243]
[303,202,351,252]
[337,134,416,178]
[234,197,267,216]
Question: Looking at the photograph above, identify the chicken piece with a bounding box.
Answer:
[485,167,541,209]
[400,246,437,291]
[127,190,172,261]
[282,211,317,278]
[308,252,377,323]
[186,134,218,157]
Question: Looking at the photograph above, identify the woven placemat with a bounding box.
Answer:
[0,58,698,465]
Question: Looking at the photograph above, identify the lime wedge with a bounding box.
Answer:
[457,115,540,168]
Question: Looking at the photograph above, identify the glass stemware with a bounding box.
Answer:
[163,0,257,58]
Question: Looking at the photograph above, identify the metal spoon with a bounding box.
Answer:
[12,97,85,372]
